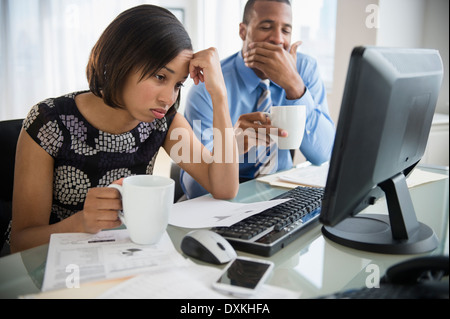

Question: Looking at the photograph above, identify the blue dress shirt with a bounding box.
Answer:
[181,51,335,199]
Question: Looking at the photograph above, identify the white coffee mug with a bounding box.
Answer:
[109,175,175,245]
[267,105,306,150]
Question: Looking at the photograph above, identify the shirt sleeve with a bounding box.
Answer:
[183,82,215,152]
[180,82,214,199]
[294,53,336,165]
[23,101,64,159]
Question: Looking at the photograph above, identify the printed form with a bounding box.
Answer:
[41,229,189,292]
[40,229,301,299]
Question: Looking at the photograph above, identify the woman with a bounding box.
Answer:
[10,5,239,253]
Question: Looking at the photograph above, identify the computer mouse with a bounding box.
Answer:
[181,229,237,265]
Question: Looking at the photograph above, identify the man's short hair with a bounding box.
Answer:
[242,0,291,24]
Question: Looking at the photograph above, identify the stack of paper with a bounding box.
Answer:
[277,163,329,187]
[257,163,329,189]
[257,162,448,190]
[41,229,188,292]
[36,229,301,299]
[98,263,301,299]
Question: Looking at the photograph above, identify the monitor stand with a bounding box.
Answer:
[322,173,438,254]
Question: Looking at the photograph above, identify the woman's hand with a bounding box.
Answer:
[79,186,123,234]
[172,47,238,200]
[189,47,226,98]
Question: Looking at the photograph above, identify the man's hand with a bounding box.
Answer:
[243,41,305,99]
[234,112,287,154]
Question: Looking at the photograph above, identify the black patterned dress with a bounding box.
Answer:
[16,91,175,226]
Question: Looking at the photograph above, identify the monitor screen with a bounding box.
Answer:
[319,46,444,254]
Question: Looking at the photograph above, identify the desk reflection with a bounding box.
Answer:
[0,166,448,299]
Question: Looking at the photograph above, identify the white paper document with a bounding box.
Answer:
[258,162,448,190]
[169,197,290,228]
[41,229,189,292]
[98,262,301,299]
[277,163,329,188]
[256,162,329,189]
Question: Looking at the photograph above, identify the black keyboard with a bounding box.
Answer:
[320,255,449,299]
[319,282,449,299]
[212,186,324,257]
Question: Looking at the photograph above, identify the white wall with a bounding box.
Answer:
[378,0,449,115]
[328,0,378,124]
[329,0,449,125]
[377,0,425,48]
[422,0,449,115]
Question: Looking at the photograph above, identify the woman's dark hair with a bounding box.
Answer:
[86,5,193,116]
[242,0,291,24]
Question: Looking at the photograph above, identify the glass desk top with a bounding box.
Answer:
[0,165,448,299]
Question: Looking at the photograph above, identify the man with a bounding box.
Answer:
[180,0,335,199]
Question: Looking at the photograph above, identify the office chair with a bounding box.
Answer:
[0,119,23,256]
[170,162,187,203]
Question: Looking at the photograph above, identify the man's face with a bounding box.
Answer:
[239,1,293,54]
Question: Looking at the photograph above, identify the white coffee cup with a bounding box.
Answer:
[109,175,175,245]
[266,105,306,150]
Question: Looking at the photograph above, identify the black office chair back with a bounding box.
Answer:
[170,162,186,203]
[0,119,23,202]
[0,119,23,254]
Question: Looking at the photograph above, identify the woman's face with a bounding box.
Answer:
[121,49,193,123]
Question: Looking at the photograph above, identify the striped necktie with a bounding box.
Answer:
[254,80,278,177]
[257,79,272,113]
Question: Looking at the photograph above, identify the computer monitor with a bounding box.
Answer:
[319,46,444,254]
